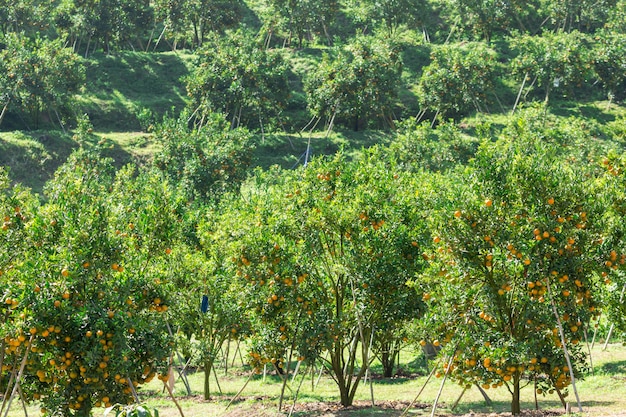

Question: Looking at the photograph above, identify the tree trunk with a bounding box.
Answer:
[204,357,214,400]
[330,338,360,406]
[511,373,521,415]
[193,21,199,48]
[0,99,10,127]
[380,342,397,378]
[334,354,351,406]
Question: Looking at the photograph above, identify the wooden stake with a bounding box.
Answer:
[287,365,308,417]
[314,363,324,389]
[212,362,223,395]
[16,383,28,417]
[475,383,492,405]
[400,355,442,417]
[126,376,140,403]
[163,379,185,417]
[546,279,583,413]
[591,314,600,349]
[603,323,615,351]
[367,329,375,407]
[451,387,467,411]
[430,355,454,417]
[534,378,539,410]
[224,337,231,375]
[2,336,33,417]
[512,72,528,115]
[226,372,253,410]
[291,360,302,384]
[603,283,626,351]
[583,324,594,374]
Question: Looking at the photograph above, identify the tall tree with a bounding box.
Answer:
[419,115,610,415]
[185,32,290,130]
[0,0,55,36]
[152,111,255,201]
[510,31,593,103]
[267,0,339,47]
[440,0,536,41]
[538,0,617,33]
[305,35,402,131]
[0,33,84,128]
[208,149,430,406]
[416,42,498,119]
[153,0,244,48]
[54,0,153,54]
[592,31,626,103]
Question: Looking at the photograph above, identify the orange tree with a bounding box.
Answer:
[2,150,178,416]
[206,148,430,406]
[417,127,610,415]
[304,35,402,131]
[416,41,498,120]
[509,31,594,103]
[385,119,480,174]
[165,233,249,400]
[1,166,39,392]
[152,111,255,202]
[598,151,626,341]
[0,33,84,128]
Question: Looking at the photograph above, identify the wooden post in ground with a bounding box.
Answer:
[547,279,583,413]
[400,354,442,417]
[430,355,454,417]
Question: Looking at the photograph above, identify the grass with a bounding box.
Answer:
[253,129,393,170]
[79,51,193,131]
[2,39,626,195]
[6,343,623,417]
[0,35,626,193]
[146,343,626,417]
[0,130,77,193]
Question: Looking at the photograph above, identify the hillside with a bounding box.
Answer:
[1,0,626,194]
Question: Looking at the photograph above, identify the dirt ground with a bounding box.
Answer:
[217,399,588,417]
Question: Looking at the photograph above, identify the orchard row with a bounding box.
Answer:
[2,107,626,415]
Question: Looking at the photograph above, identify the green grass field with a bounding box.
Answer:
[145,342,626,417]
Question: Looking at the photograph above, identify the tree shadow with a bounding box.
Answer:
[291,399,429,417]
[452,399,565,415]
[598,359,626,376]
[0,131,77,194]
[82,51,190,131]
[550,101,616,124]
